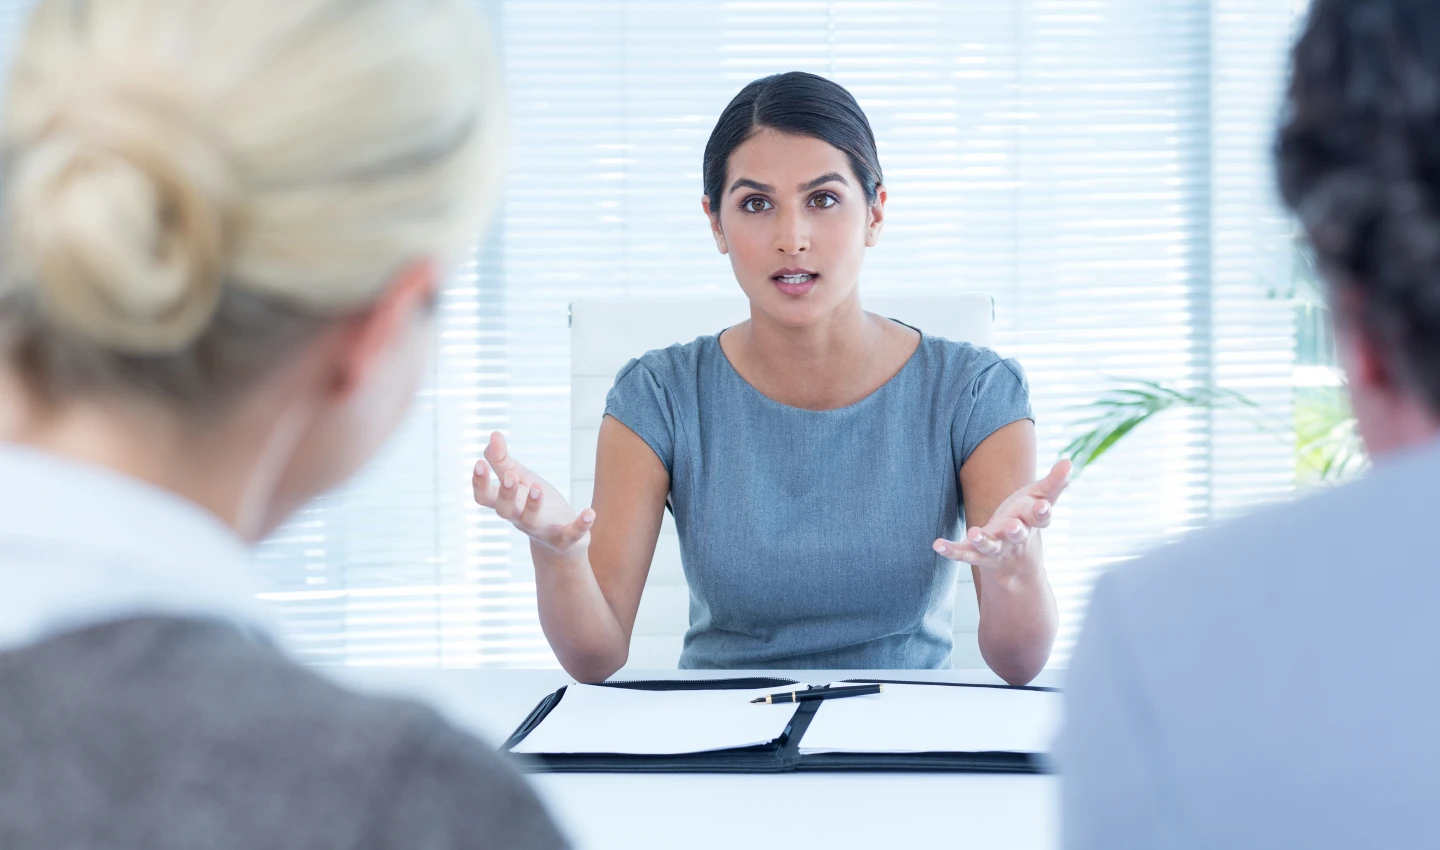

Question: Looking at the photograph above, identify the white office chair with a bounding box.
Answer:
[569,294,995,670]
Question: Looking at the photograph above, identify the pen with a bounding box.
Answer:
[750,684,884,704]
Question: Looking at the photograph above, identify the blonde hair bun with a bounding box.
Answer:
[4,63,237,354]
[0,0,501,398]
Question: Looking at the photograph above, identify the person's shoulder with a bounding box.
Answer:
[615,332,722,387]
[215,627,569,847]
[22,616,470,764]
[1096,441,1440,652]
[369,702,570,848]
[12,616,568,848]
[914,330,1023,383]
[909,331,1029,423]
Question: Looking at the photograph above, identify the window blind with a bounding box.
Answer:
[247,0,1307,665]
[366,0,1297,668]
[0,0,1305,667]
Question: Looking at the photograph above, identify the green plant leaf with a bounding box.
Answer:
[1295,385,1367,486]
[1064,378,1271,474]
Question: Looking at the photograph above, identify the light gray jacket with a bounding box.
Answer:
[1059,438,1440,849]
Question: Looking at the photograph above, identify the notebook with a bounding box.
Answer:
[502,677,1060,773]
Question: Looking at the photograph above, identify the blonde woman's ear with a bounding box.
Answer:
[329,258,439,401]
[701,195,728,254]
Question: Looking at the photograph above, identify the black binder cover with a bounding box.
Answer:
[501,677,1056,774]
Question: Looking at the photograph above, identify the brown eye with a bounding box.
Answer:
[741,197,772,213]
[810,192,838,208]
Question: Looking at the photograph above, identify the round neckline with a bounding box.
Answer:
[712,321,927,414]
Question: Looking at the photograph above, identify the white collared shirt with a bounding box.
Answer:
[0,443,269,652]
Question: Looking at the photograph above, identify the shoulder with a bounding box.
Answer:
[914,332,1027,389]
[1063,447,1440,833]
[5,616,568,848]
[613,333,722,388]
[1088,441,1439,675]
[364,704,570,848]
[1101,466,1376,613]
[911,334,1031,440]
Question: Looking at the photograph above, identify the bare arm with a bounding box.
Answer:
[938,419,1065,686]
[472,417,668,682]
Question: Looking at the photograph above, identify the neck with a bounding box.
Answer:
[1355,399,1440,459]
[734,291,888,406]
[0,378,307,543]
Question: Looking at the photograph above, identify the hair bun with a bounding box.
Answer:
[3,66,238,354]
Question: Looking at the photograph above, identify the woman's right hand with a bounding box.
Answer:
[472,431,595,556]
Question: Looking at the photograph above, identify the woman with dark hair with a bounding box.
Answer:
[1060,1,1440,846]
[474,72,1066,685]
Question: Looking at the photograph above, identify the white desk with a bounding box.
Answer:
[333,668,1060,850]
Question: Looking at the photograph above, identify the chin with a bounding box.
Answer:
[757,291,849,329]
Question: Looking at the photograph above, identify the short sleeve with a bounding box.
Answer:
[952,357,1034,466]
[603,358,677,476]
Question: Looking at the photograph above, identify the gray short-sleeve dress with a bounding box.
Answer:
[603,329,1032,669]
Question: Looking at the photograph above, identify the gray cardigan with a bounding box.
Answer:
[0,615,568,850]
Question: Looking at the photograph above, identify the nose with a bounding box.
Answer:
[773,204,809,255]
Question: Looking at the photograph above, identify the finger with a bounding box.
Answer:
[558,508,596,548]
[494,471,522,520]
[510,475,532,516]
[471,459,499,508]
[999,517,1031,545]
[981,516,1030,548]
[1032,458,1073,503]
[519,484,545,527]
[1029,498,1053,529]
[967,527,1003,557]
[484,432,529,483]
[933,538,984,564]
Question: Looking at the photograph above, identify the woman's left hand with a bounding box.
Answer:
[933,458,1072,575]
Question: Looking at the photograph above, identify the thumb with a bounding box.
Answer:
[1035,458,1073,501]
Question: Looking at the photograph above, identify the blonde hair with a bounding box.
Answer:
[0,0,503,405]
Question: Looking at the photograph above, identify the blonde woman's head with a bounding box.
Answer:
[0,0,501,397]
[0,0,504,534]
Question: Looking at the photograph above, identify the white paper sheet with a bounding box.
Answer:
[796,682,1062,755]
[511,683,804,755]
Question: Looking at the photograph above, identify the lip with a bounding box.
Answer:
[771,268,819,297]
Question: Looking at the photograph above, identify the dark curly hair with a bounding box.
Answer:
[703,72,883,209]
[1278,0,1440,413]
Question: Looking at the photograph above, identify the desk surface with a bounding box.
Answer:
[332,667,1060,850]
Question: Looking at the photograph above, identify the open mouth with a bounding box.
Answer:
[771,268,819,294]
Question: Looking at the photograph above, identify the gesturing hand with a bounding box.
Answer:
[933,459,1072,574]
[471,431,595,555]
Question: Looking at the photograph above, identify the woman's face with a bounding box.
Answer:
[704,129,885,327]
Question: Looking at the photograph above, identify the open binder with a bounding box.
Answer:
[502,677,1059,774]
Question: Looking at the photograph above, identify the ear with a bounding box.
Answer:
[701,195,728,255]
[328,258,439,402]
[865,184,887,247]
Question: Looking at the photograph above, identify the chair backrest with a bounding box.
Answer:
[569,294,995,670]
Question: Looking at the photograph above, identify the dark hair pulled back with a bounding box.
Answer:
[703,72,883,208]
[1278,0,1440,413]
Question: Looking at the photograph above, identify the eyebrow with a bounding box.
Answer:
[726,172,852,196]
[727,178,774,195]
[801,172,850,191]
